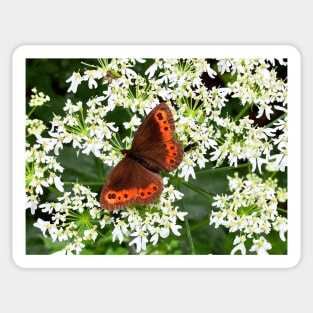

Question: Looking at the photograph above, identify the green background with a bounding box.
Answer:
[26,59,287,255]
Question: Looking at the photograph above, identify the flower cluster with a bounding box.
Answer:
[28,87,50,107]
[63,59,219,177]
[101,179,186,253]
[33,180,185,255]
[26,90,64,215]
[26,57,288,255]
[210,173,287,255]
[210,58,288,173]
[34,184,100,255]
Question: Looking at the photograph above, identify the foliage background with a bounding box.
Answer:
[26,58,287,255]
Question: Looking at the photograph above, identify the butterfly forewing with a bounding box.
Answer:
[131,103,184,172]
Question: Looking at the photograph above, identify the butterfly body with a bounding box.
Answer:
[100,103,183,210]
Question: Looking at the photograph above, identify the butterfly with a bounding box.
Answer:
[100,102,184,210]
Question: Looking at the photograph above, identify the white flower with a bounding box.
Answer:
[48,173,64,192]
[159,219,182,238]
[129,228,149,253]
[249,153,268,173]
[72,237,85,254]
[51,212,66,225]
[256,103,274,120]
[26,194,38,214]
[148,225,161,245]
[89,206,101,219]
[123,114,142,131]
[50,226,67,242]
[169,223,182,236]
[273,217,288,241]
[35,135,58,153]
[249,236,272,255]
[210,142,229,164]
[217,59,232,74]
[33,218,52,237]
[66,71,82,93]
[53,245,74,255]
[112,220,129,244]
[83,227,98,241]
[29,178,49,195]
[212,194,229,209]
[64,99,80,114]
[210,210,227,228]
[178,163,196,182]
[230,235,247,255]
[82,69,102,89]
[145,61,161,78]
[206,62,217,78]
[47,131,65,155]
[81,136,103,157]
[163,184,184,202]
[100,214,114,228]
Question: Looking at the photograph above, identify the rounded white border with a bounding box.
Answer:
[12,45,301,268]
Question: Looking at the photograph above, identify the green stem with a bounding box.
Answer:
[81,61,98,69]
[182,181,215,201]
[27,106,37,118]
[47,186,64,197]
[234,103,251,122]
[180,217,211,236]
[196,163,249,175]
[184,214,196,255]
[265,112,287,128]
[277,207,288,214]
[188,217,211,232]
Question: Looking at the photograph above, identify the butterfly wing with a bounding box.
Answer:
[131,103,184,172]
[100,157,163,210]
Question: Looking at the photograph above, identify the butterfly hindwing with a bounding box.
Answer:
[100,157,163,210]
